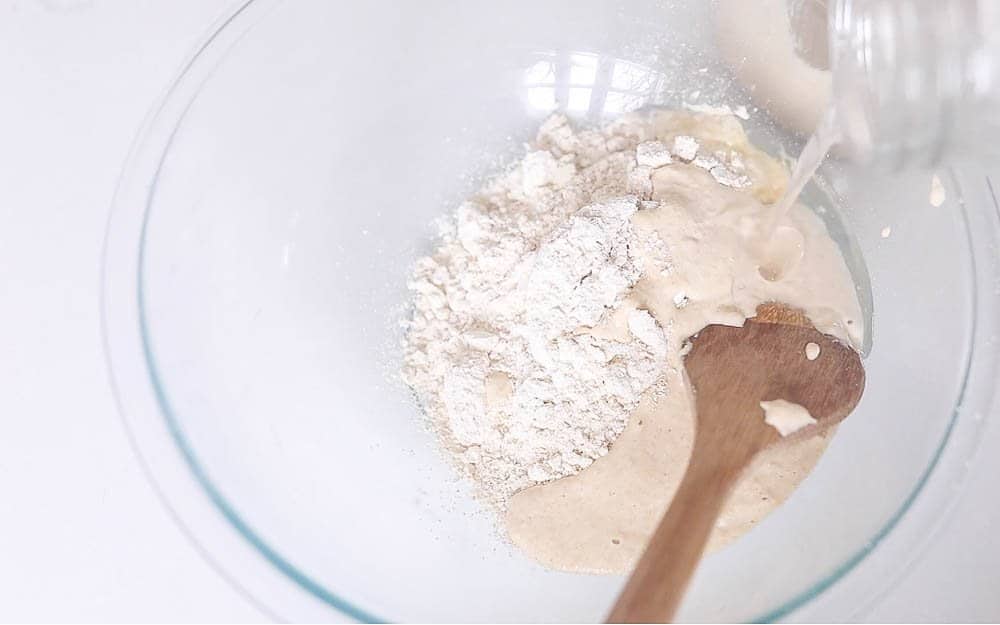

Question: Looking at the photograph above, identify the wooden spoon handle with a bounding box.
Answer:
[606,451,746,623]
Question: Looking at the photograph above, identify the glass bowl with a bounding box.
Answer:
[102,0,1000,621]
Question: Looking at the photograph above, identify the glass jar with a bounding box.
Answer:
[831,0,1000,168]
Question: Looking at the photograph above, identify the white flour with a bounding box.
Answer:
[404,110,865,571]
[402,111,860,514]
[402,116,671,505]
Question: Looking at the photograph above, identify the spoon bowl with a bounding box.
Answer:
[608,303,865,623]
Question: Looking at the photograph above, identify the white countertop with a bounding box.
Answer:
[0,0,996,620]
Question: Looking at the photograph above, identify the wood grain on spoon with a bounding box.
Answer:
[607,303,865,623]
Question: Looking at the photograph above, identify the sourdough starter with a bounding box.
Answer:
[402,110,863,573]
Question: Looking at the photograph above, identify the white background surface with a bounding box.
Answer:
[0,0,997,621]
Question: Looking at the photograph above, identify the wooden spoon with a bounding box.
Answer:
[607,303,865,623]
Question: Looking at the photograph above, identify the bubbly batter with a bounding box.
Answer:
[504,111,863,573]
[403,109,863,574]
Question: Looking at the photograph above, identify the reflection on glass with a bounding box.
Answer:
[567,87,594,112]
[568,52,599,85]
[522,51,666,117]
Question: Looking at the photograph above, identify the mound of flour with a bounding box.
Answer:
[401,116,674,505]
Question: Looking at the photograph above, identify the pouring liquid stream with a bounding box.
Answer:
[761,108,842,241]
[752,108,842,282]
